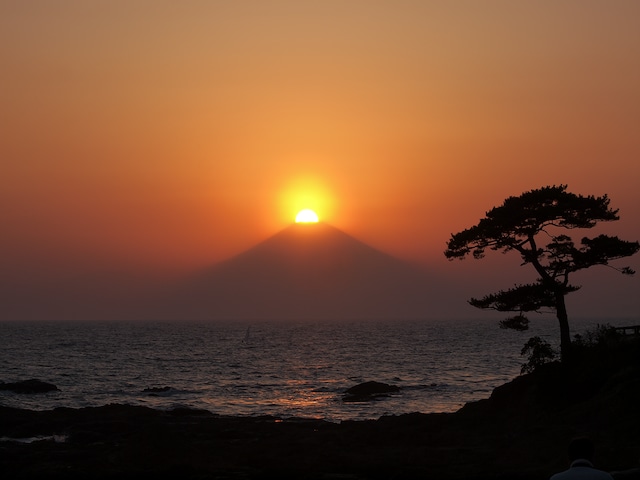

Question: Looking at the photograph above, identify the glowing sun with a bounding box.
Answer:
[295,209,319,223]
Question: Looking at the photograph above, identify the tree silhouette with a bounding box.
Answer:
[444,185,639,361]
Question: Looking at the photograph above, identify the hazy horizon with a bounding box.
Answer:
[1,220,637,322]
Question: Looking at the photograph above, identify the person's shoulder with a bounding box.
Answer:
[549,468,613,480]
[549,471,568,480]
[550,469,574,480]
[595,473,614,480]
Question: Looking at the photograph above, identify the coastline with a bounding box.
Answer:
[2,358,639,479]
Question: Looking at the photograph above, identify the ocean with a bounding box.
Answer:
[0,317,604,422]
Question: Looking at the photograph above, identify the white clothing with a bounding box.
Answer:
[550,459,614,480]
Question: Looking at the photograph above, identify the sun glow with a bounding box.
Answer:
[295,209,319,223]
[277,176,335,227]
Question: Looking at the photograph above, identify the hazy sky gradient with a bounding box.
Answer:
[2,1,638,319]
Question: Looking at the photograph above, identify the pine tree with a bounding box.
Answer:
[445,185,639,360]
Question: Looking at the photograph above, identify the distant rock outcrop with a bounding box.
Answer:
[342,381,400,402]
[0,379,58,394]
[142,386,172,395]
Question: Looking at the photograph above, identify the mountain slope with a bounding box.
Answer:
[166,223,450,320]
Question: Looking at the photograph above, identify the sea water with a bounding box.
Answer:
[0,317,604,421]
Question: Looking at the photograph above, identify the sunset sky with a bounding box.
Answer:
[2,1,638,320]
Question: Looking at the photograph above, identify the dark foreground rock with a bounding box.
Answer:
[1,340,639,480]
[0,379,58,394]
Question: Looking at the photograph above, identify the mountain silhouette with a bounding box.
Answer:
[164,223,451,320]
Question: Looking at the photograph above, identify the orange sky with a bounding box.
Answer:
[1,1,639,319]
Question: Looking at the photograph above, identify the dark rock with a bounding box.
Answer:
[342,381,400,402]
[345,381,400,395]
[0,379,58,394]
[169,407,212,417]
[143,386,172,394]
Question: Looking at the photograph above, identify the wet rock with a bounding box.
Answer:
[342,381,400,402]
[143,386,172,394]
[0,379,58,394]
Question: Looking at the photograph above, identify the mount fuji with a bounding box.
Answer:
[163,222,452,320]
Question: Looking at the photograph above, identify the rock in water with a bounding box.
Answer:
[0,379,59,394]
[342,381,400,402]
[143,386,172,394]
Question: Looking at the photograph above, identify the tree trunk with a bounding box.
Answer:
[555,293,572,362]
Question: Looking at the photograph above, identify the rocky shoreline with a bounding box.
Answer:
[2,342,640,479]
